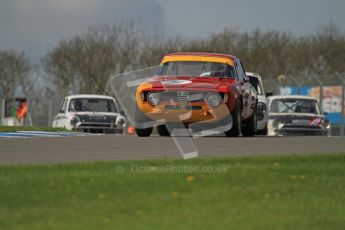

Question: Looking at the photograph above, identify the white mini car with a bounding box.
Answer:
[267,95,331,136]
[52,94,126,134]
[246,72,268,135]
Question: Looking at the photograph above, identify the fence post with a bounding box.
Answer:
[289,75,301,94]
[0,99,4,125]
[309,75,323,104]
[341,85,345,136]
[319,86,323,111]
[45,88,54,127]
[335,74,345,136]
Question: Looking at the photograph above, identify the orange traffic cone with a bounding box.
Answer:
[127,126,135,135]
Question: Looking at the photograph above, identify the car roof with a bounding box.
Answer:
[161,52,238,67]
[165,52,238,59]
[64,94,116,100]
[268,95,318,101]
[246,72,262,79]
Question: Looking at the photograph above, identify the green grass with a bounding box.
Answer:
[1,154,345,229]
[0,126,68,132]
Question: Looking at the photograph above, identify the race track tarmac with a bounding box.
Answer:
[0,135,345,165]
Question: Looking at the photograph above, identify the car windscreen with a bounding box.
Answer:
[68,98,117,113]
[270,98,320,114]
[155,61,235,78]
[248,76,263,95]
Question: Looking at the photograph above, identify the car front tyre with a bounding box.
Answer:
[241,110,257,137]
[157,125,170,136]
[136,127,153,137]
[135,105,153,137]
[224,101,241,137]
[256,128,268,135]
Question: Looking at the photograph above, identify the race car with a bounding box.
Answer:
[135,52,258,137]
[246,72,268,135]
[52,94,126,134]
[267,95,331,136]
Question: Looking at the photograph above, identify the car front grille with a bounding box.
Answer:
[160,91,207,103]
[79,123,115,128]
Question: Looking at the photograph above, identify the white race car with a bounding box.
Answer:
[52,94,126,134]
[267,95,331,136]
[246,72,268,135]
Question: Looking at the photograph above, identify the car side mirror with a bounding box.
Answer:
[243,76,249,83]
[120,111,125,116]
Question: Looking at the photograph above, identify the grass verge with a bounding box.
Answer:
[1,154,345,229]
[0,126,68,132]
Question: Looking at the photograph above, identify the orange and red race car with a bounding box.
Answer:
[135,52,258,137]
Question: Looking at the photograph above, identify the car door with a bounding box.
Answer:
[53,98,68,128]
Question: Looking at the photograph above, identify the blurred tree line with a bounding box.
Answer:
[0,22,344,126]
[0,50,31,99]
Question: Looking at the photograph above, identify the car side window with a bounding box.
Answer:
[235,60,245,81]
[59,99,67,113]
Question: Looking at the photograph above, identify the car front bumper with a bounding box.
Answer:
[73,122,124,134]
[270,125,330,136]
[138,102,231,124]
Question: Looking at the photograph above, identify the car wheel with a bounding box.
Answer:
[256,128,268,135]
[135,105,153,137]
[241,110,257,137]
[224,101,241,137]
[157,125,170,136]
[136,127,153,137]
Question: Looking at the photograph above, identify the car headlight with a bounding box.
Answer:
[257,102,266,113]
[70,116,80,127]
[272,119,283,129]
[322,119,330,128]
[147,92,161,106]
[116,117,127,127]
[257,102,266,120]
[206,93,222,107]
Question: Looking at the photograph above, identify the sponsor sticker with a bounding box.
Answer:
[308,118,322,126]
[162,80,192,85]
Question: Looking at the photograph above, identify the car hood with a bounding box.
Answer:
[269,112,326,122]
[145,76,236,92]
